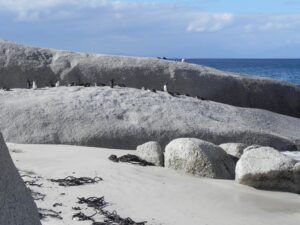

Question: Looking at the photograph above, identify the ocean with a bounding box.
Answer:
[179,59,300,86]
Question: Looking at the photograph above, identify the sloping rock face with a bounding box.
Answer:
[0,87,299,150]
[219,143,248,159]
[165,138,235,179]
[235,147,300,193]
[0,132,41,225]
[0,40,300,118]
[136,141,164,166]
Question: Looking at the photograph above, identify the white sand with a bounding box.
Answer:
[8,143,300,225]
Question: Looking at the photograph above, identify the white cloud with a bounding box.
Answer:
[0,0,111,20]
[187,13,234,32]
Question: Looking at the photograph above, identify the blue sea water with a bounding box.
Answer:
[181,59,300,85]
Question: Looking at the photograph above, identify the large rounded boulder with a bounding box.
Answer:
[165,138,235,179]
[0,132,41,225]
[236,147,300,193]
[136,141,164,166]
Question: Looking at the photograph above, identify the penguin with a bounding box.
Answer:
[55,80,60,87]
[196,96,206,101]
[167,91,174,96]
[32,81,37,90]
[110,79,115,88]
[2,86,10,91]
[181,58,185,63]
[94,83,97,87]
[163,83,168,92]
[26,79,32,89]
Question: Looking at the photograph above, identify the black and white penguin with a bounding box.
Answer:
[1,86,10,91]
[50,82,55,87]
[26,79,32,89]
[196,96,206,100]
[32,81,37,90]
[167,91,174,96]
[55,80,60,87]
[163,83,168,92]
[110,79,115,88]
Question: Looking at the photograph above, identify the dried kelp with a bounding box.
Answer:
[77,197,108,210]
[39,208,63,220]
[31,190,46,201]
[49,176,103,186]
[75,196,147,225]
[108,154,154,167]
[72,212,97,222]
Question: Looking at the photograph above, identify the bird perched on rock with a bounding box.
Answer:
[181,58,185,63]
[110,79,115,88]
[26,79,32,89]
[32,81,37,90]
[163,83,168,92]
[55,80,60,87]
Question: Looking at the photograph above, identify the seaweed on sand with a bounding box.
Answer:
[75,196,147,225]
[108,154,154,167]
[49,176,103,186]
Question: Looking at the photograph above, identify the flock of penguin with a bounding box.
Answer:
[1,77,206,101]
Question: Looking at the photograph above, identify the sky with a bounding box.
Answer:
[0,0,300,58]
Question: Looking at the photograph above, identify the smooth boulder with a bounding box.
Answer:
[219,143,248,159]
[165,138,235,179]
[136,141,164,166]
[236,147,300,193]
[1,39,300,118]
[0,132,41,225]
[0,87,300,150]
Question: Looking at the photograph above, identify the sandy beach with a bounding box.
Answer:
[8,143,300,225]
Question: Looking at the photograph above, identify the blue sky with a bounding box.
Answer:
[0,0,300,58]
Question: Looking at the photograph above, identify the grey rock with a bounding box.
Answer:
[0,132,41,225]
[235,147,300,193]
[219,143,248,158]
[1,40,300,118]
[165,138,235,179]
[243,145,263,152]
[282,151,300,161]
[136,141,164,166]
[0,87,299,150]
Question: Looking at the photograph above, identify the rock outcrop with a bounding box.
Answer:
[0,132,41,225]
[0,87,299,150]
[165,138,235,179]
[136,141,164,166]
[219,143,248,159]
[1,40,300,118]
[235,147,300,193]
